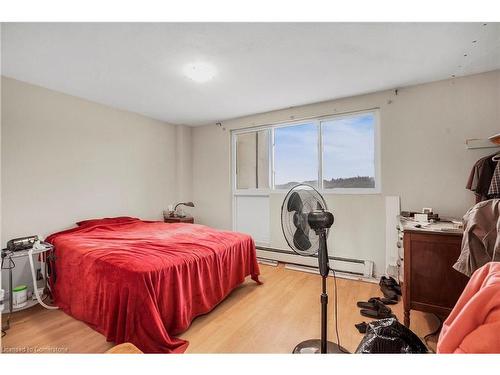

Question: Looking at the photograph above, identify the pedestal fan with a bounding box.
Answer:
[281,184,348,354]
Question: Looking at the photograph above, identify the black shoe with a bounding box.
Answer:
[373,296,397,305]
[359,299,394,319]
[357,300,377,310]
[379,284,399,301]
[356,297,397,309]
[360,309,396,319]
[380,276,402,296]
[355,322,368,334]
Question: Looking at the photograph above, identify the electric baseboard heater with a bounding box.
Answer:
[256,246,374,278]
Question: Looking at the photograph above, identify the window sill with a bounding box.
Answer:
[233,188,382,196]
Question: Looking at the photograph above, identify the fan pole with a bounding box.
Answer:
[321,275,328,353]
[318,230,330,354]
[284,188,349,354]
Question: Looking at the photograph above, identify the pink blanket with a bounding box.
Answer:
[437,262,500,353]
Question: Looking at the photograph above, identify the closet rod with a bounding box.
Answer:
[465,138,500,150]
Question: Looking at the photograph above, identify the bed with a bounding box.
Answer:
[46,217,261,353]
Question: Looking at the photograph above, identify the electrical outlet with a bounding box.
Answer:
[36,268,43,280]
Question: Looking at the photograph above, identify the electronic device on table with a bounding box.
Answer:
[1,235,58,335]
[401,210,440,222]
[6,235,39,252]
[281,184,348,354]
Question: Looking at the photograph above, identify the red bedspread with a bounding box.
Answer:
[46,218,260,353]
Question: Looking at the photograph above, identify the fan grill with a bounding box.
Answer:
[281,184,328,256]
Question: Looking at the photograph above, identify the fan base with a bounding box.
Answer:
[292,339,349,354]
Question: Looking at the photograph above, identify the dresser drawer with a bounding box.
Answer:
[402,230,469,325]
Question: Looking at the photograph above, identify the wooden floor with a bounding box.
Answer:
[1,264,439,353]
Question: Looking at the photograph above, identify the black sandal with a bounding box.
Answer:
[380,276,402,296]
[360,309,395,319]
[379,281,399,301]
[355,322,368,334]
[356,297,397,309]
[375,296,397,305]
[358,299,394,319]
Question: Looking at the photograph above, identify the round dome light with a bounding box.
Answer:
[182,61,216,83]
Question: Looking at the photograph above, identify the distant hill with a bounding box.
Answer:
[324,176,375,188]
[275,176,374,190]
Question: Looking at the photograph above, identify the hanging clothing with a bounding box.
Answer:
[454,199,500,277]
[488,161,500,197]
[466,154,498,202]
[438,262,500,354]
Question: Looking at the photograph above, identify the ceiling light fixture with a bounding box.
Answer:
[182,62,216,83]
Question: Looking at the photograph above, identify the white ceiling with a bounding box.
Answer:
[2,23,499,126]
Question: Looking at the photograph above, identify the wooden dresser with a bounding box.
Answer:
[400,224,469,327]
[164,215,194,224]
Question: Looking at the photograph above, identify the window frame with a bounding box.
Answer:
[231,108,381,196]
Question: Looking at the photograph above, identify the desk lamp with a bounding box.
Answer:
[174,202,195,217]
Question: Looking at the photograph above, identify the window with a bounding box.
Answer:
[233,110,379,193]
[273,123,318,189]
[235,130,270,189]
[321,112,376,189]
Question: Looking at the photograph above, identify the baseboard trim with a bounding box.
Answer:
[256,246,375,278]
[257,257,279,267]
[284,263,378,283]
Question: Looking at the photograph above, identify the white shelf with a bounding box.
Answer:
[465,138,500,149]
[2,297,40,314]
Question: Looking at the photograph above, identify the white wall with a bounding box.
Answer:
[192,70,500,276]
[174,124,193,202]
[0,25,3,301]
[1,77,192,291]
[2,70,499,282]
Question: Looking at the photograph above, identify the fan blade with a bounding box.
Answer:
[293,228,312,251]
[287,191,303,212]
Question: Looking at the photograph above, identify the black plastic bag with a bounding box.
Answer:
[355,318,428,354]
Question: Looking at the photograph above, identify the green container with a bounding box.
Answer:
[13,285,27,292]
[13,284,28,308]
